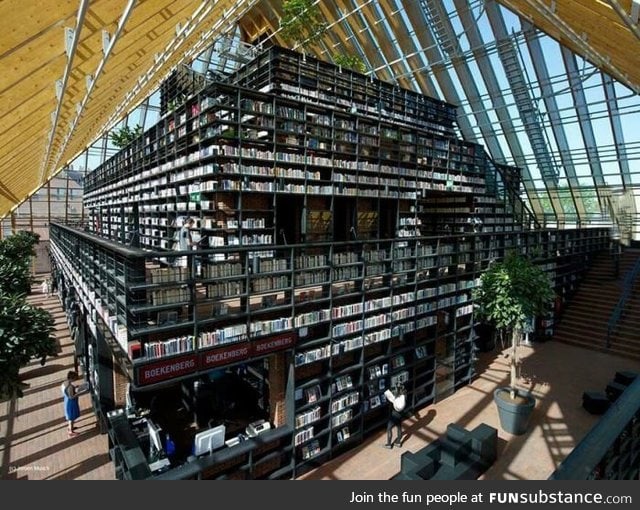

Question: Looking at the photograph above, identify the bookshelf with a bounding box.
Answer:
[57,46,611,480]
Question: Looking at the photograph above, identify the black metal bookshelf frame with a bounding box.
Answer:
[55,46,610,479]
[51,222,608,478]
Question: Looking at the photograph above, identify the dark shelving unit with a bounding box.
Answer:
[54,46,610,479]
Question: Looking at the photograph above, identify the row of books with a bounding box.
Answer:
[330,392,359,414]
[295,406,322,429]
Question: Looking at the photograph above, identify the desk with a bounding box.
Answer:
[106,410,152,480]
[149,457,171,474]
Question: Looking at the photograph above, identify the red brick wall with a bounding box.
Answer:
[269,352,286,426]
[112,356,129,408]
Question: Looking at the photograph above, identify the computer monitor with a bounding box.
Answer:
[157,311,178,325]
[193,424,226,457]
[147,419,164,458]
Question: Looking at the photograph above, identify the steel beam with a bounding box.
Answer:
[39,0,90,186]
[605,0,640,44]
[602,73,632,189]
[561,46,606,218]
[50,0,139,175]
[401,0,492,149]
[455,0,542,216]
[427,1,516,182]
[523,21,586,220]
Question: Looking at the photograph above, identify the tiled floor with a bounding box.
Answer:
[2,284,639,480]
[0,286,113,480]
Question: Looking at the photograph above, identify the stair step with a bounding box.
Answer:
[552,251,640,361]
[554,337,640,359]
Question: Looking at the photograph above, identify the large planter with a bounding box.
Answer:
[493,387,536,435]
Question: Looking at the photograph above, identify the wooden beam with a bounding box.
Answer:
[496,0,640,92]
[0,0,77,55]
[46,0,205,171]
[57,0,246,169]
[0,180,21,203]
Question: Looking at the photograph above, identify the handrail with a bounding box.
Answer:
[606,253,640,347]
[549,375,640,480]
[487,155,541,231]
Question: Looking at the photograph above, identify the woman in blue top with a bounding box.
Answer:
[62,371,82,436]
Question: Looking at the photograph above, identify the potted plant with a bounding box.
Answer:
[110,124,143,148]
[333,53,367,73]
[473,251,555,435]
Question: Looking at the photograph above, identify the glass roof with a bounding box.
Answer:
[4,0,638,238]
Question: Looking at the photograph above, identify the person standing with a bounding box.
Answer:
[50,271,59,296]
[62,371,84,436]
[384,383,407,448]
[178,217,195,251]
[175,217,195,269]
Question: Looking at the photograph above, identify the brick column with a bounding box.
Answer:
[268,352,287,426]
[112,356,129,408]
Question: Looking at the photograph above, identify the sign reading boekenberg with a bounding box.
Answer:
[135,332,296,385]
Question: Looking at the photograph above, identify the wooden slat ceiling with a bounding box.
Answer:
[495,0,640,94]
[0,0,255,219]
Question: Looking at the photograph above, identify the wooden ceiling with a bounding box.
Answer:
[495,0,640,94]
[0,0,256,219]
[1,0,639,219]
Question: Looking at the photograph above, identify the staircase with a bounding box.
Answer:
[553,249,640,360]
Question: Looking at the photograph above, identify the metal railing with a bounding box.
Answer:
[549,375,640,480]
[606,254,640,347]
[488,157,541,230]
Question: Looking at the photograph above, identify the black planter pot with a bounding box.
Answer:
[493,387,536,435]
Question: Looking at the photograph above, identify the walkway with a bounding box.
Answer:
[0,283,113,480]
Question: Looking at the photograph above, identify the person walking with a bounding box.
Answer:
[62,371,84,436]
[384,383,407,448]
[50,271,59,296]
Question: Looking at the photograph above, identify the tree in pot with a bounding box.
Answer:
[473,251,555,435]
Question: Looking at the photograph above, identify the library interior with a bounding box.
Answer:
[1,0,640,481]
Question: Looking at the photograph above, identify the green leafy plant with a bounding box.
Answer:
[0,291,57,399]
[0,231,40,295]
[0,232,56,399]
[222,127,237,139]
[167,93,186,113]
[333,53,367,73]
[473,252,554,399]
[110,124,143,148]
[279,0,328,52]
